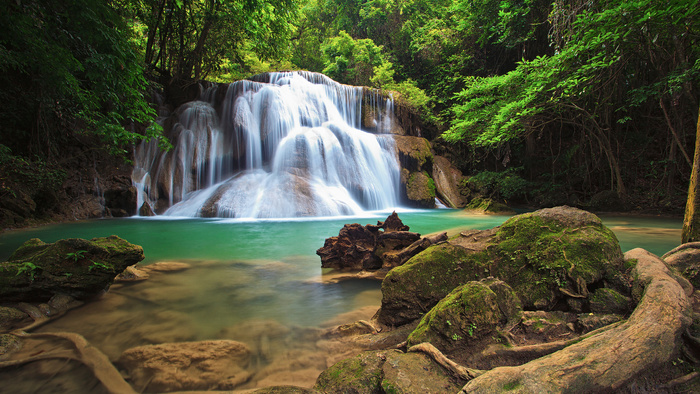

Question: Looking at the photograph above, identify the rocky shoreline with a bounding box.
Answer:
[1,206,699,392]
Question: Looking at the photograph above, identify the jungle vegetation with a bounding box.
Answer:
[1,0,699,215]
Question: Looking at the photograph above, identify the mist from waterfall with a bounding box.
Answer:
[132,71,401,218]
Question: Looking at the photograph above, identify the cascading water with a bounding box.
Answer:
[132,71,401,218]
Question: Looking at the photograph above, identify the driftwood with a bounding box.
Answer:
[458,248,693,393]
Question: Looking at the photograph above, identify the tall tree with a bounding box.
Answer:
[120,0,298,82]
[683,107,700,243]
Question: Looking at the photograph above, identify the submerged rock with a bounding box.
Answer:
[378,206,626,326]
[0,236,144,302]
[118,340,252,392]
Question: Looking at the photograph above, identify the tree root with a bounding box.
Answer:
[481,321,624,363]
[660,371,700,389]
[6,331,136,394]
[459,248,694,393]
[408,342,484,381]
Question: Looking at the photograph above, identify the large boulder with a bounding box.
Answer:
[458,248,692,393]
[432,155,467,208]
[378,206,626,326]
[118,340,252,392]
[407,278,522,353]
[0,236,144,302]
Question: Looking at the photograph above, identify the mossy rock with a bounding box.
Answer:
[314,349,465,394]
[465,197,514,214]
[378,242,491,326]
[0,235,144,302]
[589,288,631,315]
[404,171,436,208]
[392,135,433,173]
[377,207,626,326]
[491,207,625,309]
[407,278,522,353]
[314,350,384,393]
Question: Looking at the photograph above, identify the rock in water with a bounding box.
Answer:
[118,340,252,392]
[316,212,421,271]
[0,235,144,302]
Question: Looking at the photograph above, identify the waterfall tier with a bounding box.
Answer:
[132,71,401,218]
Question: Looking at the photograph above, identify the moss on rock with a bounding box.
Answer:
[314,350,384,393]
[405,171,436,208]
[466,197,514,214]
[0,235,144,302]
[407,278,522,353]
[489,207,625,309]
[377,206,627,326]
[589,288,631,315]
[379,242,490,326]
[314,349,465,394]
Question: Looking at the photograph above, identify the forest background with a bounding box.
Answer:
[0,0,699,226]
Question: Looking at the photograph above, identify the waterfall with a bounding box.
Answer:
[132,71,401,218]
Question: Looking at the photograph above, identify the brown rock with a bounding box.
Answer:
[118,340,252,392]
[432,155,467,208]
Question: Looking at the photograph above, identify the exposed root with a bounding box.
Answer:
[459,249,693,393]
[408,342,485,381]
[660,371,700,389]
[482,320,624,362]
[7,331,136,394]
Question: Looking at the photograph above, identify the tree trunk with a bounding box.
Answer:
[682,106,700,243]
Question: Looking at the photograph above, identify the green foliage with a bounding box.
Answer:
[88,260,112,272]
[467,167,530,200]
[65,250,87,263]
[322,31,388,86]
[118,0,298,82]
[0,144,66,200]
[15,262,39,281]
[0,0,165,159]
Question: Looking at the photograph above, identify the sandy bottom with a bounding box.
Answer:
[2,259,382,392]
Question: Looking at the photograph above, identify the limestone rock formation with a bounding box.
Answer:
[432,155,467,208]
[0,235,144,302]
[392,135,436,208]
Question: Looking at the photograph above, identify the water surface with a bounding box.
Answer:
[0,209,682,390]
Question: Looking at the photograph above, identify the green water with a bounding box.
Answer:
[0,209,683,390]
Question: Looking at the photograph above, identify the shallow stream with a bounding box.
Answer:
[0,209,683,391]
